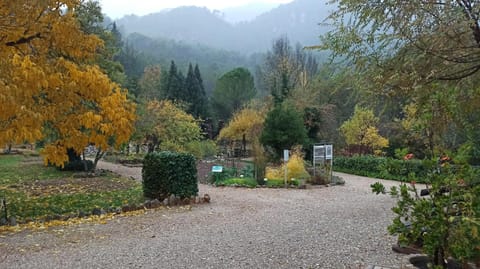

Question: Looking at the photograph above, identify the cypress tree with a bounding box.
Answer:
[164,60,185,101]
[192,64,208,118]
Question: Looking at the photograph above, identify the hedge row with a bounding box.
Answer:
[334,155,433,182]
[142,151,198,200]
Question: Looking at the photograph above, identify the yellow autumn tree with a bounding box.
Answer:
[218,105,267,143]
[340,106,388,155]
[139,100,202,153]
[0,1,136,167]
[218,103,269,182]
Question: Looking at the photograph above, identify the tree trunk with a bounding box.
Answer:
[433,246,447,268]
[92,150,105,171]
[147,143,155,153]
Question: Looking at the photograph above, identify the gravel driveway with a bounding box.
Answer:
[0,162,408,269]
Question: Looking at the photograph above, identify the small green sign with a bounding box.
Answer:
[211,166,223,173]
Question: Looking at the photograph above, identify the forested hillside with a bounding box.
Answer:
[115,0,330,54]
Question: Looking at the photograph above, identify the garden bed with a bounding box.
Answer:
[0,154,144,225]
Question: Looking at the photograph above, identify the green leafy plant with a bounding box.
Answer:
[265,178,300,187]
[219,177,257,188]
[335,155,430,182]
[185,140,218,160]
[240,164,254,178]
[209,166,237,185]
[142,151,198,200]
[372,162,480,268]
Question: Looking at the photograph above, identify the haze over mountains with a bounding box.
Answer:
[221,2,280,24]
[115,0,332,54]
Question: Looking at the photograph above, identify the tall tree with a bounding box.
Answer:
[194,64,208,118]
[185,63,208,118]
[261,37,318,104]
[260,103,308,159]
[163,61,186,102]
[0,0,136,167]
[339,106,388,155]
[75,0,126,86]
[117,41,148,82]
[139,100,202,152]
[212,67,256,121]
[320,0,480,83]
[138,65,163,101]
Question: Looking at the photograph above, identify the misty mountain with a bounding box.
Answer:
[115,0,332,54]
[220,2,279,24]
[117,7,234,50]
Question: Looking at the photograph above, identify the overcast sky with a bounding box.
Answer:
[99,0,294,19]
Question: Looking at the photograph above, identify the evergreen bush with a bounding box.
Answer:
[142,151,198,200]
[334,155,429,182]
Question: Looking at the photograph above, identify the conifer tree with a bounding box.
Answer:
[184,63,208,118]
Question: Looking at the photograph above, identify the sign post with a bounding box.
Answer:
[313,143,333,183]
[211,165,223,184]
[283,149,289,187]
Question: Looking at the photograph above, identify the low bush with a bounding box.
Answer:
[334,155,384,177]
[372,162,480,267]
[240,164,254,178]
[265,150,310,181]
[142,151,198,200]
[219,177,257,188]
[334,155,431,182]
[185,140,218,160]
[265,178,300,187]
[209,166,237,184]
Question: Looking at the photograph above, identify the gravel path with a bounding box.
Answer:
[0,163,409,269]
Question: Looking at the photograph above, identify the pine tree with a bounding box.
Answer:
[164,60,185,101]
[183,63,208,118]
[184,64,197,114]
[193,64,208,118]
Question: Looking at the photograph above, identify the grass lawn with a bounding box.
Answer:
[0,153,144,223]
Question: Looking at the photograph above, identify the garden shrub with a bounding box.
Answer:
[185,140,217,160]
[372,162,480,267]
[265,178,300,187]
[219,177,257,188]
[240,164,254,178]
[142,151,198,200]
[209,166,237,184]
[334,155,430,182]
[266,150,310,181]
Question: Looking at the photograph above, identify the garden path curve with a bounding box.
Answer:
[0,161,411,269]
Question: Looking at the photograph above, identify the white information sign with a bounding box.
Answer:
[314,145,333,160]
[283,149,289,161]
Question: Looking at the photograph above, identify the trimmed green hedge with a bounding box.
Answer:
[142,151,198,200]
[334,155,432,182]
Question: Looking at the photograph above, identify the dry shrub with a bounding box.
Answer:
[265,147,310,181]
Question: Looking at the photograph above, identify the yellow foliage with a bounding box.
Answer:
[218,106,267,142]
[340,106,388,154]
[265,148,310,180]
[142,100,201,151]
[0,1,136,166]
